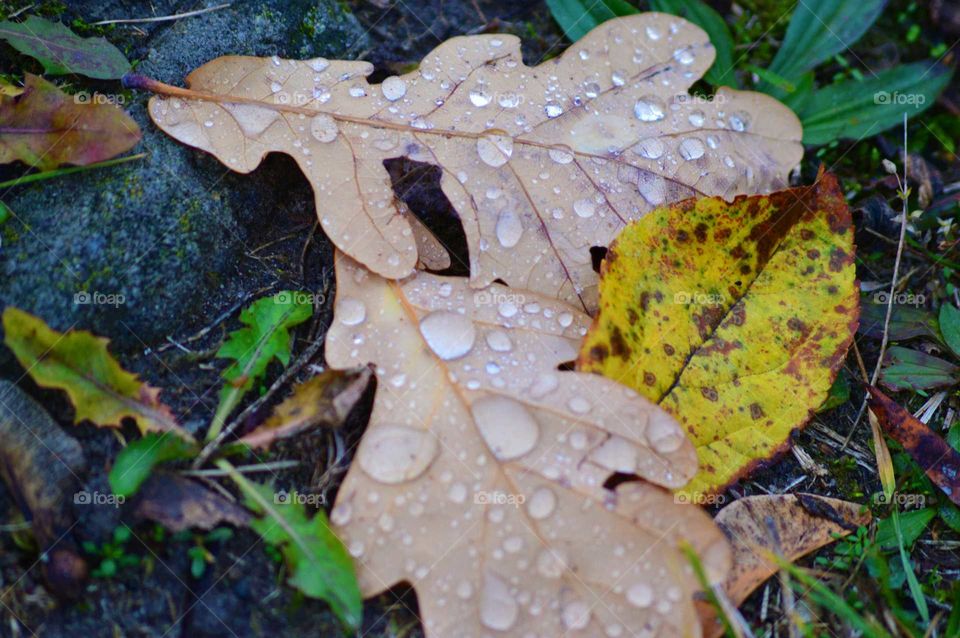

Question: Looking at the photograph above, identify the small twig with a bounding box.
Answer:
[181,459,300,477]
[91,3,231,25]
[0,153,146,190]
[192,333,325,467]
[844,114,910,450]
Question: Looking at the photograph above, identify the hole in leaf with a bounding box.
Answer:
[384,158,469,276]
[590,246,607,273]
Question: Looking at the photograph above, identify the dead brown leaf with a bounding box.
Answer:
[239,367,372,448]
[131,472,250,533]
[867,385,960,506]
[324,255,731,636]
[144,14,802,311]
[698,494,870,637]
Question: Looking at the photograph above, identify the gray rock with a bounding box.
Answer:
[0,0,367,357]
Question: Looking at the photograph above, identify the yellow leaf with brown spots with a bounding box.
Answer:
[577,174,858,497]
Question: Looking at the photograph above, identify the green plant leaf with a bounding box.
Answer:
[2,307,186,435]
[767,0,885,84]
[0,16,131,79]
[818,369,850,412]
[876,507,936,551]
[798,63,953,145]
[217,291,313,402]
[108,432,198,498]
[879,346,957,392]
[544,0,636,42]
[649,0,738,87]
[241,480,361,630]
[859,297,941,343]
[939,303,960,359]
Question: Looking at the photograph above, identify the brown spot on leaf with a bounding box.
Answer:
[701,386,719,401]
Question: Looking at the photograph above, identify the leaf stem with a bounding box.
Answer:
[0,153,147,190]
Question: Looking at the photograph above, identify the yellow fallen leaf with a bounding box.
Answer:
[578,174,857,496]
[325,255,731,637]
[143,13,802,311]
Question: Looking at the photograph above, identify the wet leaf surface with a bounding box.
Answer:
[146,14,802,311]
[324,255,731,637]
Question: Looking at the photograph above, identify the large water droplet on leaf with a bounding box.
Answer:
[420,310,476,360]
[471,396,540,460]
[358,425,438,484]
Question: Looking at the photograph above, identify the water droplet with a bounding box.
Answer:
[583,81,602,99]
[485,330,513,352]
[335,298,366,326]
[498,301,518,318]
[456,581,474,600]
[310,114,339,143]
[544,101,564,118]
[528,373,559,398]
[638,172,667,206]
[567,396,591,413]
[480,572,518,631]
[498,93,521,108]
[548,145,574,164]
[381,76,407,101]
[537,548,566,578]
[203,119,214,128]
[562,600,591,630]
[348,85,366,97]
[472,396,540,460]
[673,47,695,65]
[634,137,665,159]
[688,110,705,127]
[590,436,637,473]
[495,210,524,248]
[611,70,626,86]
[645,25,662,40]
[723,155,735,168]
[679,137,705,160]
[477,131,514,168]
[527,487,556,519]
[573,198,596,218]
[330,502,352,525]
[358,425,438,484]
[558,312,574,328]
[634,96,666,122]
[448,482,468,504]
[308,57,329,72]
[627,583,654,608]
[579,49,590,60]
[729,110,751,132]
[420,310,476,360]
[646,413,685,453]
[470,85,492,107]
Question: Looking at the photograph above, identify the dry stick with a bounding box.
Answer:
[843,113,910,450]
[192,333,326,468]
[92,3,231,25]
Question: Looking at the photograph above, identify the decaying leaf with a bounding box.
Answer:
[131,472,250,533]
[0,16,131,79]
[325,256,731,637]
[144,13,802,311]
[867,385,960,506]
[0,380,88,598]
[578,174,857,496]
[699,494,871,638]
[2,307,186,436]
[0,74,140,170]
[239,367,372,448]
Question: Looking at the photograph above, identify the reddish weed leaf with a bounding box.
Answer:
[0,74,140,170]
[867,385,960,506]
